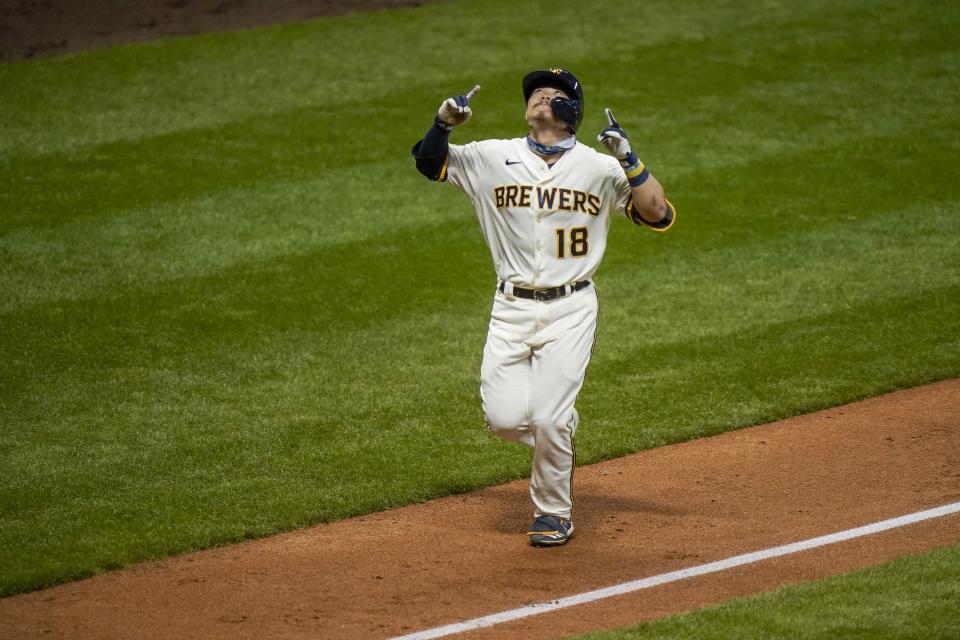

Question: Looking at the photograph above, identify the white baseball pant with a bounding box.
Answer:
[480,283,598,519]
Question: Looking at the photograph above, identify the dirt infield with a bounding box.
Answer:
[1,379,958,639]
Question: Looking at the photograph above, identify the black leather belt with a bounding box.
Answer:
[498,280,591,302]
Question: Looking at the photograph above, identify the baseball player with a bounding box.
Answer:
[411,68,674,546]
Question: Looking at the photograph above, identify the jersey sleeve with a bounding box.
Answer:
[444,140,494,201]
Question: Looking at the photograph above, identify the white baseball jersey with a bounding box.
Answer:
[441,137,632,289]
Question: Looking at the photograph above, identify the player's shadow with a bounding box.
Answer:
[484,484,686,534]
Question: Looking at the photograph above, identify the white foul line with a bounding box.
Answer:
[388,501,960,640]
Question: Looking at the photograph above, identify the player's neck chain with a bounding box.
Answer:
[526,134,576,156]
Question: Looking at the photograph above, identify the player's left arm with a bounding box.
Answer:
[628,172,672,227]
[598,108,675,231]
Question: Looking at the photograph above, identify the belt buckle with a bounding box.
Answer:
[533,289,548,302]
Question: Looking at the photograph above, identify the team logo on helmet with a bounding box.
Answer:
[548,68,579,92]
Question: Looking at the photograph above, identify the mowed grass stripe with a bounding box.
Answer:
[2,121,956,316]
[3,0,956,228]
[3,190,958,411]
[0,0,877,156]
[2,189,957,382]
[602,202,960,344]
[586,282,959,455]
[0,171,469,313]
[3,108,958,314]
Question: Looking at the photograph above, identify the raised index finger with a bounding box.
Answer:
[465,84,481,101]
[604,108,619,128]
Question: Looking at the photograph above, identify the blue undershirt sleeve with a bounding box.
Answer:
[411,117,452,181]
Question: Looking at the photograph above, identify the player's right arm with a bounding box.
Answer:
[412,86,480,181]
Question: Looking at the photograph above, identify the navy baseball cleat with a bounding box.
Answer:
[527,515,574,547]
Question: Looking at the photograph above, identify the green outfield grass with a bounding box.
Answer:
[575,544,960,640]
[1,0,958,598]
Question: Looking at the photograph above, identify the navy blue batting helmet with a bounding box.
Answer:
[522,68,584,133]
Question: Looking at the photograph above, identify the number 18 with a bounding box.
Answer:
[556,226,588,259]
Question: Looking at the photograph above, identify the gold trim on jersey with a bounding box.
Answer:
[437,154,450,182]
[624,197,676,231]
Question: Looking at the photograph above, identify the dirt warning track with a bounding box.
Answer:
[1,380,958,639]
